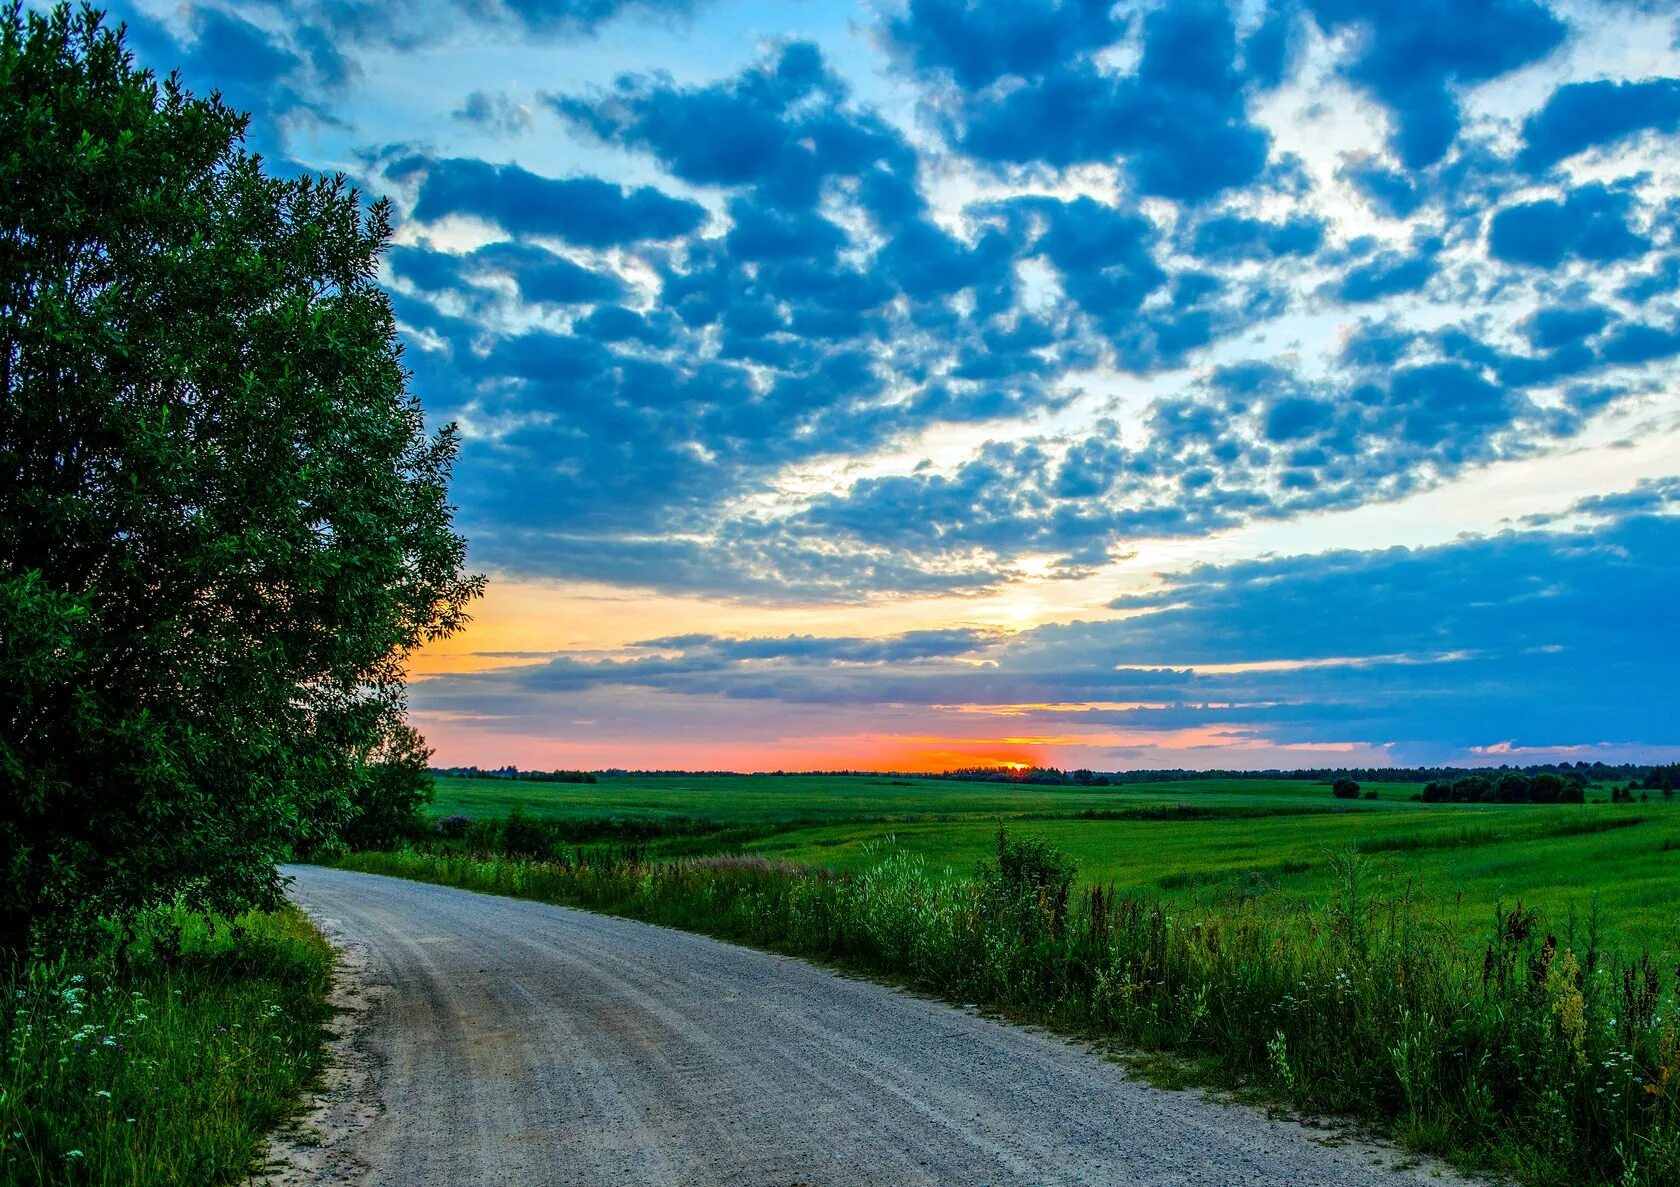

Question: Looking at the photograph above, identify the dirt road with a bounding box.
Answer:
[278,865,1474,1186]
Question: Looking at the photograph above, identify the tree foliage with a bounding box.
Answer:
[0,5,481,950]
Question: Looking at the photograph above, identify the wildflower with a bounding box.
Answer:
[1547,949,1588,1069]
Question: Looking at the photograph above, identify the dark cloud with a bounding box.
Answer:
[638,628,995,664]
[452,90,533,135]
[1334,240,1439,302]
[390,241,625,304]
[1192,214,1326,263]
[1302,0,1566,169]
[551,42,914,209]
[274,0,701,49]
[895,0,1270,202]
[879,0,1125,90]
[1340,158,1424,219]
[1519,77,1680,172]
[398,156,706,245]
[1524,305,1612,350]
[1487,183,1650,268]
[121,5,343,159]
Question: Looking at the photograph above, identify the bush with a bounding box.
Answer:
[1331,778,1360,799]
[435,814,473,839]
[496,807,556,858]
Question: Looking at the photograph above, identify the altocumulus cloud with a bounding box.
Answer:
[113,0,1680,760]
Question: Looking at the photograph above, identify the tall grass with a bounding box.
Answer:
[338,838,1680,1186]
[0,905,333,1186]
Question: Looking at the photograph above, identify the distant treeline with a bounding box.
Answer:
[930,762,1672,787]
[432,766,597,784]
[939,766,1119,786]
[1420,772,1587,804]
[433,762,1678,787]
[1640,763,1679,790]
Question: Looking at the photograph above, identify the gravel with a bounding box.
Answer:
[276,864,1479,1187]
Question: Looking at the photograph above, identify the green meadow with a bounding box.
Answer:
[426,773,1680,955]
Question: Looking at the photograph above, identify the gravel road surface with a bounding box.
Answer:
[278,864,1476,1187]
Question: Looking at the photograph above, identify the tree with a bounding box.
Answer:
[1495,772,1532,803]
[0,5,481,952]
[1332,778,1360,799]
[340,722,435,852]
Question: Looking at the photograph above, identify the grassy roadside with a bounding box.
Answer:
[335,843,1680,1187]
[0,905,334,1186]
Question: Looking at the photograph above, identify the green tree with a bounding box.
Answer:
[1331,777,1360,799]
[1494,772,1531,803]
[0,5,481,952]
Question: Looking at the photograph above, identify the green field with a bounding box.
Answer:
[428,773,1680,955]
[430,771,1432,821]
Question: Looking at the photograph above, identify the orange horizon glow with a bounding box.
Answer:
[410,709,1396,774]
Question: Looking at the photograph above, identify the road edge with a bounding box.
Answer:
[251,910,388,1186]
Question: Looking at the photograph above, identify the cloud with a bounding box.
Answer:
[878,0,1125,90]
[551,42,914,209]
[453,90,533,135]
[1192,214,1326,263]
[121,4,346,159]
[326,9,1680,602]
[638,628,996,663]
[1334,240,1439,302]
[1487,182,1651,268]
[893,0,1270,203]
[1519,77,1680,172]
[416,489,1680,761]
[1302,0,1566,169]
[272,0,703,50]
[397,156,706,245]
[390,241,625,304]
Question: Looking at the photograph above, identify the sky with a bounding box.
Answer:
[111,0,1680,772]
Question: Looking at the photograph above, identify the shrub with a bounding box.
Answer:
[435,814,473,839]
[976,829,1078,935]
[1332,778,1360,799]
[496,807,556,858]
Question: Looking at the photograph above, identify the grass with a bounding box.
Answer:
[0,904,334,1186]
[427,771,1429,823]
[332,840,1680,1187]
[426,772,1680,955]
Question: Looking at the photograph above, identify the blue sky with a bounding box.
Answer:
[113,0,1680,770]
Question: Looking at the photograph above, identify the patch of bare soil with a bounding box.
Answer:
[252,915,388,1186]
